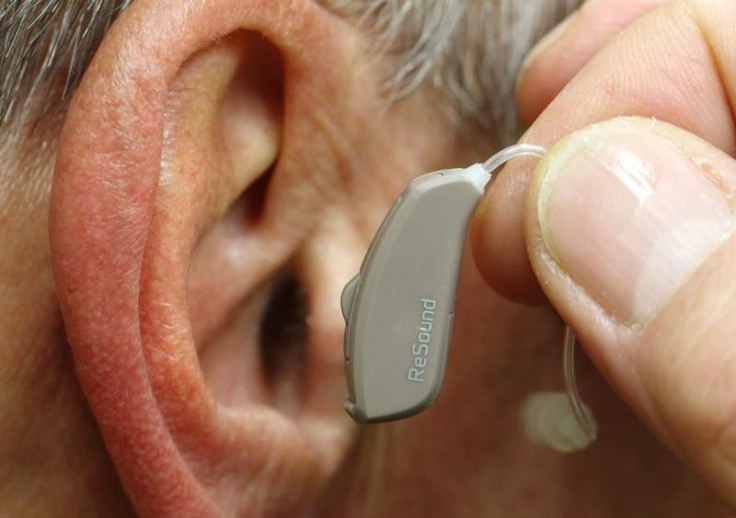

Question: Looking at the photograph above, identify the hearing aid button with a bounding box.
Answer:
[343,399,365,423]
[341,274,361,321]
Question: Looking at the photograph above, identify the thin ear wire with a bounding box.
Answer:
[563,326,597,442]
[481,143,546,174]
[480,144,597,451]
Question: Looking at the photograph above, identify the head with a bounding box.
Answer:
[0,1,579,516]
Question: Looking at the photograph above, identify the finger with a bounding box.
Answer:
[524,116,736,507]
[517,0,669,124]
[471,0,736,304]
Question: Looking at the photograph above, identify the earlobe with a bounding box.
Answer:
[50,1,360,516]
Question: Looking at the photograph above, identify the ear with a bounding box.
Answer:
[49,1,383,516]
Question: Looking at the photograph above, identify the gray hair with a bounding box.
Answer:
[0,0,131,126]
[0,0,579,143]
[325,0,580,143]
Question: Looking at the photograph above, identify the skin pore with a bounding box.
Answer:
[0,0,733,516]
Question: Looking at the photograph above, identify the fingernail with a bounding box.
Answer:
[520,13,577,74]
[539,129,734,325]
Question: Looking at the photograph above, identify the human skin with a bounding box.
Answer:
[0,0,733,517]
[475,0,736,510]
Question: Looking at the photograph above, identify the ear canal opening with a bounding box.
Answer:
[259,273,309,414]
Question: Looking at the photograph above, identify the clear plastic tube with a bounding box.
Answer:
[480,144,597,449]
[481,143,547,177]
[563,327,597,442]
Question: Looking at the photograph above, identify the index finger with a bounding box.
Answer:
[471,0,736,303]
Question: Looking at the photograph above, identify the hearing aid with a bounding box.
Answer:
[341,143,598,451]
[341,162,488,423]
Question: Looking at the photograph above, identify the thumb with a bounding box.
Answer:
[524,117,736,505]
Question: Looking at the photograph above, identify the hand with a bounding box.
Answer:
[471,0,736,507]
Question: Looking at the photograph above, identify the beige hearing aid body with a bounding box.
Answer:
[341,144,597,451]
[342,164,488,423]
